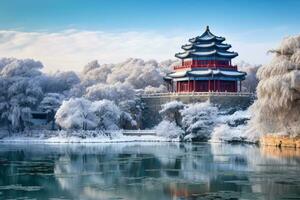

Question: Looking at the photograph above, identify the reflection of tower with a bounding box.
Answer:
[164,26,246,93]
[164,182,209,199]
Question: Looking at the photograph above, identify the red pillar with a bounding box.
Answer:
[213,80,216,91]
[234,81,237,92]
[193,80,195,92]
[239,81,242,92]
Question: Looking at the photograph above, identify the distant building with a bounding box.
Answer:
[29,111,56,130]
[164,26,246,92]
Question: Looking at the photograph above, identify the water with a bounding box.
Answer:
[0,143,300,200]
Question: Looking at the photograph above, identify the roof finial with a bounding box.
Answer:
[206,25,210,31]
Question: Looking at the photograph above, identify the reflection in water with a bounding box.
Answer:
[0,143,300,200]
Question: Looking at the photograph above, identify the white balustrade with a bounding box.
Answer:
[140,91,255,98]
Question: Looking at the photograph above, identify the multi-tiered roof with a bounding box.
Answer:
[175,26,238,60]
[164,26,246,93]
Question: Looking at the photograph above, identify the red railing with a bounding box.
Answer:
[174,60,237,70]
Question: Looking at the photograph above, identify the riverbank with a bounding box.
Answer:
[260,135,300,148]
[0,130,178,143]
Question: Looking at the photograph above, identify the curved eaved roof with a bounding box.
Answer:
[175,50,238,59]
[189,26,225,43]
[167,69,246,78]
[175,26,238,60]
[181,42,231,51]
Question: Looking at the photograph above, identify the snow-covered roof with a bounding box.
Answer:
[216,44,231,49]
[189,27,225,42]
[167,70,188,78]
[166,69,246,79]
[189,69,245,77]
[219,70,246,76]
[192,50,217,56]
[175,50,238,59]
[175,26,237,60]
[189,27,225,43]
[175,52,191,59]
[217,51,238,57]
[188,69,213,76]
[182,42,231,51]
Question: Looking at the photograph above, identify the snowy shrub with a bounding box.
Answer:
[90,100,121,130]
[55,98,97,130]
[119,111,138,129]
[210,109,251,142]
[159,101,184,125]
[39,93,65,112]
[157,101,218,141]
[180,102,218,141]
[155,120,184,139]
[55,98,132,131]
[118,99,142,129]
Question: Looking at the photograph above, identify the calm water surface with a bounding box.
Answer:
[0,142,300,200]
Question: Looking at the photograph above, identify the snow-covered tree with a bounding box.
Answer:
[143,85,168,94]
[0,77,10,131]
[39,93,65,130]
[0,58,45,132]
[55,98,96,130]
[181,102,218,141]
[118,99,142,129]
[247,35,300,138]
[80,60,112,86]
[55,98,132,131]
[39,93,65,112]
[0,58,43,78]
[155,120,184,139]
[85,82,135,102]
[159,101,184,126]
[237,61,261,93]
[38,71,80,95]
[157,101,218,141]
[90,100,121,130]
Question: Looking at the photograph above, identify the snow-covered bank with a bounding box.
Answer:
[0,130,178,143]
[154,100,256,143]
[0,100,256,144]
[0,135,173,143]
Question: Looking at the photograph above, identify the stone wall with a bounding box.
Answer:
[141,94,254,128]
[260,135,300,148]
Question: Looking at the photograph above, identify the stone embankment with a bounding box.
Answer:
[140,92,255,128]
[260,135,300,148]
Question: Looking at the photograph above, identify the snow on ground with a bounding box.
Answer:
[0,130,178,143]
[0,103,253,144]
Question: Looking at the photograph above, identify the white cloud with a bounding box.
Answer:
[0,29,274,72]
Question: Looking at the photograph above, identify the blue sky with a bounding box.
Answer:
[0,0,299,71]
